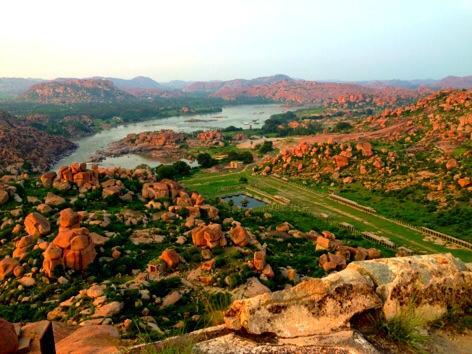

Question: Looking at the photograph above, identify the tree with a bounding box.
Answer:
[239,176,248,184]
[239,151,254,164]
[333,121,353,132]
[173,160,191,176]
[155,164,177,180]
[197,153,216,168]
[258,141,274,153]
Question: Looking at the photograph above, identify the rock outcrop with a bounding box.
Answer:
[42,208,96,277]
[24,212,51,237]
[224,254,472,338]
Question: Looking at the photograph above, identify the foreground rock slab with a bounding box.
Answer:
[55,325,121,354]
[347,253,472,321]
[224,254,472,338]
[224,268,382,337]
[193,330,379,354]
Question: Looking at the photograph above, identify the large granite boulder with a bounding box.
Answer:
[0,318,18,354]
[24,212,50,237]
[55,325,120,354]
[347,253,472,321]
[224,268,381,337]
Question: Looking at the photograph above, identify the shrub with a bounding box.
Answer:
[381,305,428,351]
[258,140,274,153]
[196,153,216,168]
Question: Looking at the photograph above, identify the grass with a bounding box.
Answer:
[380,305,429,352]
[181,170,472,262]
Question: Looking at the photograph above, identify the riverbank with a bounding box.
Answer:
[53,104,288,169]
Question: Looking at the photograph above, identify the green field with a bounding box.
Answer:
[182,170,472,262]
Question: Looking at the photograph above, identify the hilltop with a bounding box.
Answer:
[20,78,135,104]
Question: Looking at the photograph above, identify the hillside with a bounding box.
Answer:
[211,79,423,108]
[0,164,393,345]
[257,89,471,237]
[20,79,135,104]
[0,111,76,172]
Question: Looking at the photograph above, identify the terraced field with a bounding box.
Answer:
[182,170,472,262]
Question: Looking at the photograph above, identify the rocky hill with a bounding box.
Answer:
[258,89,471,211]
[20,79,135,104]
[0,163,391,348]
[212,79,424,108]
[0,111,76,173]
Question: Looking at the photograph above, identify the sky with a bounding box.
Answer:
[1,0,471,82]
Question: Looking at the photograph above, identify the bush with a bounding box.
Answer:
[381,305,428,351]
[227,150,253,164]
[258,141,274,153]
[333,121,353,132]
[155,161,191,180]
[239,176,248,184]
[196,153,216,168]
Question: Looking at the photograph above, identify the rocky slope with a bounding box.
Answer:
[211,79,423,108]
[20,79,135,104]
[0,163,388,347]
[91,129,225,162]
[258,89,471,209]
[0,111,76,173]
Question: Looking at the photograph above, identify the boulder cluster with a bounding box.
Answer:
[42,208,96,277]
[315,231,381,272]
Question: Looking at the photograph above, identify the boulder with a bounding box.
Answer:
[142,179,182,201]
[253,251,266,272]
[191,224,224,248]
[445,158,458,170]
[55,325,120,354]
[130,228,165,245]
[40,171,57,187]
[44,192,66,206]
[12,235,35,260]
[160,249,180,268]
[315,236,332,251]
[232,277,271,299]
[333,154,349,169]
[0,189,9,205]
[0,318,18,354]
[161,291,182,308]
[229,225,249,247]
[59,208,80,229]
[24,212,51,237]
[356,142,374,157]
[347,253,472,321]
[224,268,381,337]
[43,212,96,276]
[93,302,123,318]
[42,244,64,278]
[0,258,18,280]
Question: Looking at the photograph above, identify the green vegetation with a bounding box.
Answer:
[380,305,428,352]
[332,121,353,132]
[339,183,472,242]
[196,153,217,168]
[182,170,472,262]
[261,111,323,136]
[154,161,192,180]
[257,140,274,153]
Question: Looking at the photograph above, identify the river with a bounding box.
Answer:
[53,104,288,169]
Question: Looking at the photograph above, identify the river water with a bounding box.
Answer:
[53,104,288,169]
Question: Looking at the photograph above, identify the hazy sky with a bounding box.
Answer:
[1,0,471,81]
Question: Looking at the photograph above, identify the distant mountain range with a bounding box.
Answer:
[356,76,472,89]
[1,74,471,104]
